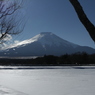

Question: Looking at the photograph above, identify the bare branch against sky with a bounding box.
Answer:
[0,0,24,44]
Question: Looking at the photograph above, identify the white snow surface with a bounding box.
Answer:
[0,85,28,95]
[0,66,95,95]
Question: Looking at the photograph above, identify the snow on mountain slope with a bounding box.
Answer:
[1,32,95,56]
[5,32,78,49]
[36,32,78,48]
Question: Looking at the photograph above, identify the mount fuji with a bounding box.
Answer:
[0,32,95,57]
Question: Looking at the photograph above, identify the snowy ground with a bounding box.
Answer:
[0,66,95,95]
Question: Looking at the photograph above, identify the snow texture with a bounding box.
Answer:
[0,66,95,95]
[0,85,28,95]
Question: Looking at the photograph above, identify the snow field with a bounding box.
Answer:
[0,67,95,95]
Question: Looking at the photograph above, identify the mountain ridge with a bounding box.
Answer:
[0,32,95,57]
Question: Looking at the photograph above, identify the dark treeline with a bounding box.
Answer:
[0,52,95,66]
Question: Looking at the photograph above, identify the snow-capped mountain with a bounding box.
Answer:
[0,32,95,57]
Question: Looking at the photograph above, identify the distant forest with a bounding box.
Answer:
[0,52,95,66]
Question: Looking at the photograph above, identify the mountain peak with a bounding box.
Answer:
[31,32,54,43]
[3,32,78,50]
[40,32,53,35]
[31,32,78,48]
[1,32,95,56]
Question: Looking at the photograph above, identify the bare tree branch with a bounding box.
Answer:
[69,0,95,42]
[0,0,24,44]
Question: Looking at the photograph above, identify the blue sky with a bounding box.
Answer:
[13,0,95,48]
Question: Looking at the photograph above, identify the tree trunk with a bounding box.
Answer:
[69,0,95,42]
